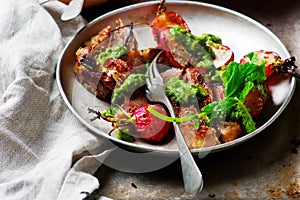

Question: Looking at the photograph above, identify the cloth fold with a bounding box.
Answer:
[0,0,111,199]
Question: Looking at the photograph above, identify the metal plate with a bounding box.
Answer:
[56,0,296,155]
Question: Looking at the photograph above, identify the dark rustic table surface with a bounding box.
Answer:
[81,0,300,199]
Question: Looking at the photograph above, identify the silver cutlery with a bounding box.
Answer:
[39,0,84,21]
[145,51,204,195]
[61,0,84,21]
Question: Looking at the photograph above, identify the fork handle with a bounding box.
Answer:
[164,99,203,195]
[173,122,204,195]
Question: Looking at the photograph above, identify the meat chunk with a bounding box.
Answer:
[182,66,213,106]
[75,25,111,65]
[177,105,220,149]
[212,85,225,102]
[197,125,221,148]
[112,18,138,51]
[123,89,149,113]
[182,66,204,84]
[102,58,133,86]
[75,67,101,95]
[161,68,183,82]
[218,121,241,143]
[180,119,221,149]
[123,48,162,67]
[161,29,198,68]
[74,18,140,102]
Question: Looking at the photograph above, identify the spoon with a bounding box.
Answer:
[61,0,84,21]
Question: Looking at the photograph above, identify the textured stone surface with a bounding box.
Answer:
[82,0,300,199]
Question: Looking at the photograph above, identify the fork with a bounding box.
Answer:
[145,51,204,195]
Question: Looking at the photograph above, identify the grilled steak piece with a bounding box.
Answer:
[212,85,225,102]
[74,18,140,102]
[177,105,221,149]
[75,26,111,67]
[123,48,163,67]
[112,19,138,51]
[218,121,241,143]
[165,66,221,148]
[117,88,149,114]
[160,29,198,68]
[76,57,134,102]
[75,67,102,96]
[161,67,183,82]
[102,58,133,86]
[182,66,213,106]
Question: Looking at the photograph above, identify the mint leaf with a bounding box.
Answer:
[239,81,254,101]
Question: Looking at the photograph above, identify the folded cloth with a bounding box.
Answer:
[0,0,112,199]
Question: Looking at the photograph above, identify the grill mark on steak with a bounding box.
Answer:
[218,121,241,143]
[162,30,198,68]
[176,105,221,148]
[161,67,183,82]
[182,66,213,107]
[112,19,138,52]
[74,18,140,103]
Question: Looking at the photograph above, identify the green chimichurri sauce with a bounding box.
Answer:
[170,25,222,68]
[97,45,127,65]
[165,77,207,104]
[111,74,147,105]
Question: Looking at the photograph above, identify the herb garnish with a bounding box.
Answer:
[111,74,147,105]
[148,60,267,133]
[222,61,266,101]
[170,25,220,67]
[97,45,127,66]
[165,77,207,104]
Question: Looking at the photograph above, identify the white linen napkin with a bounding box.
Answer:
[0,0,112,199]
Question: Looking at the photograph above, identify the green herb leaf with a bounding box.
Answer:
[221,61,266,101]
[116,128,135,142]
[231,99,256,133]
[239,81,254,101]
[193,120,200,130]
[201,33,222,48]
[201,97,256,133]
[246,52,259,64]
[101,107,119,118]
